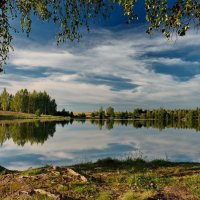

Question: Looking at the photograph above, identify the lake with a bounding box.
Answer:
[0,119,200,170]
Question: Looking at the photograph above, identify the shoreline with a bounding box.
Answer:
[0,158,200,199]
[0,110,70,121]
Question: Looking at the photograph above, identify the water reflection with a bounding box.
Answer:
[0,119,200,147]
[89,119,200,131]
[0,120,68,146]
[0,119,200,170]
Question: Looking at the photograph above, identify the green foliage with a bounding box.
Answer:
[133,108,143,119]
[35,109,41,117]
[106,106,115,118]
[0,165,6,172]
[0,0,199,70]
[96,157,121,167]
[145,0,200,39]
[0,88,10,111]
[149,159,173,167]
[115,111,130,119]
[98,106,105,119]
[0,88,57,115]
[89,107,200,131]
[75,112,86,119]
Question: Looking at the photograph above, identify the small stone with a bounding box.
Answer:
[52,166,60,171]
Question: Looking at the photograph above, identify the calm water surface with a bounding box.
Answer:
[0,120,200,170]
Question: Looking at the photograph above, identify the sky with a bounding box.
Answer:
[1,3,200,112]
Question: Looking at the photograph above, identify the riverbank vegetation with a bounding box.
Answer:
[0,88,57,115]
[90,106,200,123]
[0,110,70,121]
[2,87,200,128]
[0,89,76,119]
[0,158,200,199]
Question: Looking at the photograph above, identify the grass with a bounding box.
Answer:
[183,174,200,198]
[0,110,69,121]
[127,173,168,190]
[22,168,43,176]
[96,192,112,200]
[121,191,156,200]
[0,158,200,199]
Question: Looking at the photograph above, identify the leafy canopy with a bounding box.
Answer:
[0,0,199,71]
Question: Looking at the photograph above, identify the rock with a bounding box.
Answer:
[52,166,60,171]
[67,168,87,182]
[34,189,61,200]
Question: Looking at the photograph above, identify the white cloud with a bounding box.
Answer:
[9,48,77,68]
[3,27,200,111]
[146,57,199,66]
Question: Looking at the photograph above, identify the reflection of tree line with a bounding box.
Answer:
[0,121,68,146]
[1,117,200,146]
[89,119,200,131]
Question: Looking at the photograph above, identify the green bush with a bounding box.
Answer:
[35,109,41,117]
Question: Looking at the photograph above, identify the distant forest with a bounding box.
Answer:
[91,106,200,123]
[1,88,200,122]
[0,88,57,115]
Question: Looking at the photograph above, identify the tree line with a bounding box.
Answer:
[0,88,57,115]
[90,106,200,123]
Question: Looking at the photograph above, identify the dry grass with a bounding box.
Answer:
[0,159,200,200]
[74,112,91,118]
[0,110,35,116]
[0,110,68,122]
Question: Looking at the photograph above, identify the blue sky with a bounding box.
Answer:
[1,4,200,111]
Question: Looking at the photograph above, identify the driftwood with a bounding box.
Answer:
[67,168,87,182]
[34,189,61,200]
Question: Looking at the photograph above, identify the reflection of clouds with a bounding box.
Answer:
[0,122,200,170]
[70,143,137,159]
[0,153,46,170]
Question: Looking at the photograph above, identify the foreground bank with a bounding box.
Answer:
[0,158,200,200]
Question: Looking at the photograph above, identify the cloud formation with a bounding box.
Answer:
[2,26,200,111]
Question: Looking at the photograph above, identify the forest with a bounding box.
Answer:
[0,88,57,115]
[91,106,200,123]
[1,87,200,124]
